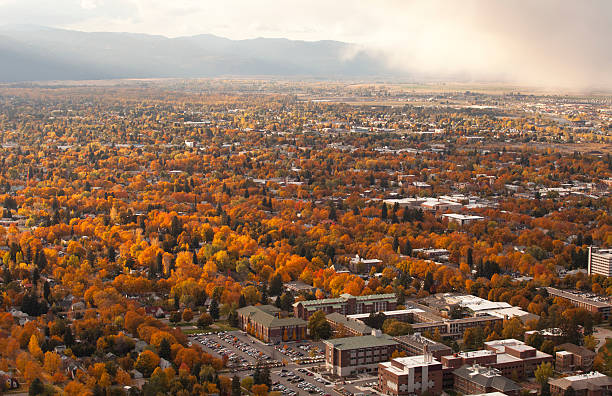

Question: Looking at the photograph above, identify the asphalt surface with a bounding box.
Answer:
[189,330,340,396]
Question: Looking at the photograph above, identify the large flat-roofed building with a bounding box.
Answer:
[440,340,553,379]
[545,287,612,320]
[453,365,521,396]
[588,247,612,277]
[324,331,400,376]
[555,343,596,372]
[484,339,554,377]
[442,213,485,226]
[294,293,397,320]
[236,305,307,343]
[549,372,612,396]
[378,353,443,396]
[393,333,452,360]
[347,308,425,324]
[325,312,372,337]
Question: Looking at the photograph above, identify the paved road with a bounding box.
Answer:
[593,326,612,350]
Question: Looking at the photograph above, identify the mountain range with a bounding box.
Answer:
[0,25,398,82]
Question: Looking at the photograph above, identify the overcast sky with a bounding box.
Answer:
[1,0,611,89]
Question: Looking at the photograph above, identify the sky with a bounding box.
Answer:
[1,0,611,89]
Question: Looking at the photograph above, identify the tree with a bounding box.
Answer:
[209,299,220,320]
[463,327,485,350]
[363,312,386,330]
[252,384,268,396]
[232,375,241,396]
[584,334,597,351]
[502,317,525,340]
[135,350,160,377]
[182,308,194,322]
[29,378,44,396]
[280,293,294,312]
[269,274,283,296]
[238,294,247,308]
[308,311,331,340]
[197,313,214,328]
[534,362,553,387]
[159,338,171,360]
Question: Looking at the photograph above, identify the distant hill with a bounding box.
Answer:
[0,26,398,82]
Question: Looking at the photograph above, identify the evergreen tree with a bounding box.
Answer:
[64,327,74,346]
[29,378,44,396]
[232,375,241,396]
[269,274,283,296]
[381,203,388,220]
[159,338,171,360]
[238,294,247,308]
[209,299,219,320]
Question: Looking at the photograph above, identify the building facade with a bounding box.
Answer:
[555,343,596,372]
[378,352,443,396]
[588,247,612,277]
[236,305,307,343]
[323,331,399,377]
[545,287,612,320]
[294,293,397,320]
[549,372,612,396]
[453,365,521,396]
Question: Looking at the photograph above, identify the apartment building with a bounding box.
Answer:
[588,247,612,277]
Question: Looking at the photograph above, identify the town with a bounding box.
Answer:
[0,79,610,396]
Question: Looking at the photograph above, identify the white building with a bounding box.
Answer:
[588,247,612,277]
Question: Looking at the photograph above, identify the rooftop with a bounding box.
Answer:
[237,305,306,328]
[379,355,441,374]
[323,334,398,350]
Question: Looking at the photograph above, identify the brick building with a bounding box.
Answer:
[555,343,596,372]
[545,287,612,320]
[294,293,397,320]
[325,312,372,337]
[453,365,521,396]
[549,372,612,396]
[236,305,307,343]
[393,333,452,360]
[323,330,399,376]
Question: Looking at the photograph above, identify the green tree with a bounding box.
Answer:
[232,375,241,396]
[308,310,331,340]
[269,274,283,296]
[534,362,553,387]
[209,299,219,320]
[29,378,44,396]
[158,338,171,360]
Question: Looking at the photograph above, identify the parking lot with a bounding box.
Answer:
[189,330,324,370]
[188,330,380,396]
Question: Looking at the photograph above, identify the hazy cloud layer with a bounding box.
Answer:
[1,0,610,89]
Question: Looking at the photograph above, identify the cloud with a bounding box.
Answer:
[80,0,99,10]
[1,0,610,89]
